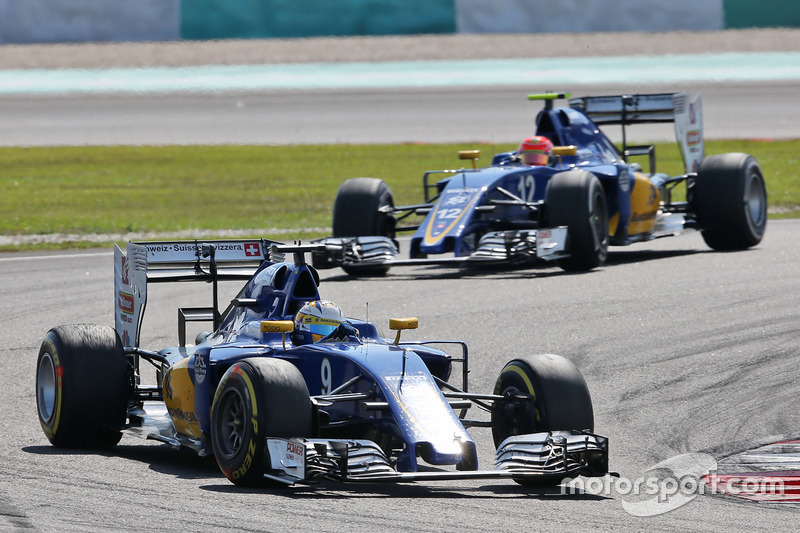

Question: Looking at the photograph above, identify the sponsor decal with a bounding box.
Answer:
[686,130,701,146]
[163,371,173,401]
[301,316,341,327]
[194,353,207,384]
[167,407,198,423]
[120,256,130,286]
[118,292,134,315]
[631,211,657,222]
[244,242,261,257]
[443,192,472,206]
[619,168,630,193]
[216,244,244,252]
[146,245,172,253]
[286,441,304,461]
[383,373,428,384]
[146,243,247,255]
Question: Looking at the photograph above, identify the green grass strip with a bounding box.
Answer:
[1,140,797,251]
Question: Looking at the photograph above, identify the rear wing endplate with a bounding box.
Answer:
[114,239,276,348]
[569,92,704,173]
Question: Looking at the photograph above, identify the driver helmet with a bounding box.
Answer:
[518,136,553,166]
[293,300,345,345]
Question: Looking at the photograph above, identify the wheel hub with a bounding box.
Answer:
[37,352,57,423]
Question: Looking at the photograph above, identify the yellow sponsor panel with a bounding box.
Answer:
[628,172,660,235]
[163,357,201,438]
[608,212,619,238]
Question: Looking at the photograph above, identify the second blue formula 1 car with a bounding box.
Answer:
[313,92,767,275]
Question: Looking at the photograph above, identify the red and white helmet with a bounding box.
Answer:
[518,136,553,166]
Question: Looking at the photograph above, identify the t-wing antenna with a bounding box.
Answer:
[269,242,328,266]
[528,92,571,111]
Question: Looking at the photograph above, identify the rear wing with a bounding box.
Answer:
[569,92,704,173]
[114,239,276,348]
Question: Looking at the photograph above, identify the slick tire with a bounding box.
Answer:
[211,357,312,487]
[36,324,129,448]
[694,153,767,250]
[332,177,396,276]
[491,354,594,486]
[545,170,609,271]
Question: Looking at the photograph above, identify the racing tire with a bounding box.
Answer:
[545,170,609,272]
[332,177,396,276]
[36,324,129,448]
[491,354,594,487]
[211,357,312,487]
[694,153,767,250]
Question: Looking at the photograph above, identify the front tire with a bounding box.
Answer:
[694,153,767,249]
[332,177,396,239]
[211,358,312,487]
[332,177,396,276]
[545,170,609,271]
[491,354,594,486]
[36,324,129,448]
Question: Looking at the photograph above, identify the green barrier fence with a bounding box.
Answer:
[723,0,800,28]
[180,0,456,39]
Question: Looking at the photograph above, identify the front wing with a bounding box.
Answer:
[312,227,568,272]
[263,430,608,486]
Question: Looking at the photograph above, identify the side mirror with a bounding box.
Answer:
[551,145,578,168]
[389,317,419,345]
[261,320,294,349]
[458,150,480,169]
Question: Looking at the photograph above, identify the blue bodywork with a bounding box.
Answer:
[159,259,473,472]
[409,104,634,257]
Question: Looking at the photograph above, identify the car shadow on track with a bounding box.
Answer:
[603,248,700,266]
[24,442,222,481]
[199,479,610,501]
[319,248,702,283]
[320,264,573,283]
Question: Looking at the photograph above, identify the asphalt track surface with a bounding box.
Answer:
[2,219,799,531]
[2,80,800,146]
[2,31,800,531]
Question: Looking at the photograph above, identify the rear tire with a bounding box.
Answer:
[491,354,594,486]
[211,357,312,487]
[332,177,396,276]
[36,324,129,448]
[694,153,767,249]
[545,170,609,271]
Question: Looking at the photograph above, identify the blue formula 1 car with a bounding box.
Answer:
[35,240,608,487]
[313,92,767,275]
